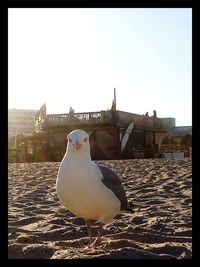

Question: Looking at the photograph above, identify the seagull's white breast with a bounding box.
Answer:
[56,157,120,223]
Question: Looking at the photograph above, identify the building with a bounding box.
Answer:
[31,109,174,161]
[8,108,39,147]
[168,126,192,137]
[10,107,189,162]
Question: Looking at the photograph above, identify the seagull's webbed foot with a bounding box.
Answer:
[88,222,104,248]
[88,238,101,248]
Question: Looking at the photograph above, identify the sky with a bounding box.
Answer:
[8,8,192,126]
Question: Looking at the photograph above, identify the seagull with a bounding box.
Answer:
[56,129,133,247]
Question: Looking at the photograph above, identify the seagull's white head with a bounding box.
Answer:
[66,129,91,158]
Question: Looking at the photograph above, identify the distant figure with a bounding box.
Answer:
[69,107,75,114]
[145,112,149,116]
[69,107,75,118]
[153,110,157,118]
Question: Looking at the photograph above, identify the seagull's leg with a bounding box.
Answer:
[85,219,93,244]
[96,222,104,244]
[89,222,104,248]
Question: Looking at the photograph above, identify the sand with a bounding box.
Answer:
[8,158,192,259]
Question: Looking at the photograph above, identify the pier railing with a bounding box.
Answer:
[46,111,109,126]
[45,110,165,130]
[117,110,163,129]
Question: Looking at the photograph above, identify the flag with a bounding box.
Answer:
[35,103,46,132]
[35,103,46,121]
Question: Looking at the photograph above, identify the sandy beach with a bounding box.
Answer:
[8,158,192,259]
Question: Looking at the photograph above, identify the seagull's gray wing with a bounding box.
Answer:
[97,165,131,211]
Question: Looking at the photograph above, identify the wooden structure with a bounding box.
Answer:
[10,107,193,162]
[9,109,177,162]
[21,109,168,162]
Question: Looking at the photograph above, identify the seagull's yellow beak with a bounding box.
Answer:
[75,141,81,151]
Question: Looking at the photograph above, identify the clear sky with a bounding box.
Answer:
[8,8,192,126]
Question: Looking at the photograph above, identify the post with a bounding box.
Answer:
[114,88,116,110]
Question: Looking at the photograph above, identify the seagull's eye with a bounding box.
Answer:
[83,137,88,142]
[69,138,72,143]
